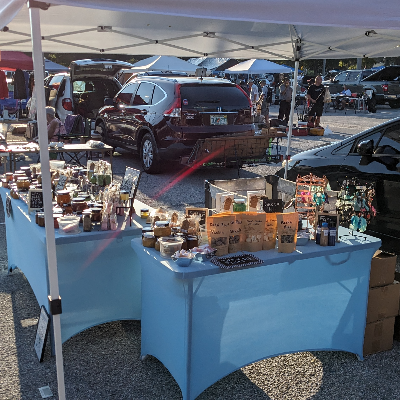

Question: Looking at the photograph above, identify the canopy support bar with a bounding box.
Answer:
[28,4,66,399]
[284,59,299,179]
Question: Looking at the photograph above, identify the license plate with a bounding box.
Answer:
[210,115,228,125]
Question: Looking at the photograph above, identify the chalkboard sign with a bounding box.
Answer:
[262,198,284,213]
[28,189,44,213]
[55,175,67,192]
[34,306,50,362]
[186,207,208,226]
[316,212,339,242]
[120,167,141,198]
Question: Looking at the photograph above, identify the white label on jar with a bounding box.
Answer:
[323,230,329,236]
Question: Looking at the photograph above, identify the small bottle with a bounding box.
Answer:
[83,210,92,232]
[328,225,336,246]
[315,225,321,245]
[320,222,329,246]
[233,198,246,212]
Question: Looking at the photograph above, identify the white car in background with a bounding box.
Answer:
[45,59,133,122]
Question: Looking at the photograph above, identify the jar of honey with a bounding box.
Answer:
[142,233,156,248]
[140,208,149,219]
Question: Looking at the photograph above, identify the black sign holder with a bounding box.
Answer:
[262,197,284,213]
[28,189,44,213]
[185,207,209,226]
[34,306,50,363]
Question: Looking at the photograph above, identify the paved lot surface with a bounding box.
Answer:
[0,105,399,399]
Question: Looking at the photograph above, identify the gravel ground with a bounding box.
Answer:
[0,105,399,400]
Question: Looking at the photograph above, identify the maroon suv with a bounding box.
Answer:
[96,76,254,173]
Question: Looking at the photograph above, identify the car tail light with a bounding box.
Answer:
[236,84,252,108]
[164,84,181,118]
[382,84,388,92]
[62,98,73,111]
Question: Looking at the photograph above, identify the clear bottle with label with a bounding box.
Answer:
[328,225,336,246]
[320,222,329,246]
[315,225,321,245]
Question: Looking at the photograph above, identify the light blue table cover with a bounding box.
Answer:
[131,230,381,400]
[1,188,143,343]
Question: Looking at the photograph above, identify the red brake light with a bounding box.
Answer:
[62,98,73,111]
[236,84,252,108]
[164,84,181,117]
[382,84,388,92]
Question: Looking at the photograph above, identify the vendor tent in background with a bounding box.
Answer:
[2,0,400,399]
[0,50,33,70]
[44,58,68,73]
[129,55,197,74]
[225,59,292,74]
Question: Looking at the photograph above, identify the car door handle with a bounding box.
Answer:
[141,110,147,115]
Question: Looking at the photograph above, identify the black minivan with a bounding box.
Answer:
[95,76,254,173]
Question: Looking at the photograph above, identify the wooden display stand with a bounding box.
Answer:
[294,173,327,223]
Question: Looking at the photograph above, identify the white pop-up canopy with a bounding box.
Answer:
[225,59,292,74]
[2,1,400,399]
[129,55,197,74]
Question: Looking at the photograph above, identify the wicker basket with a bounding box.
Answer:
[309,127,324,136]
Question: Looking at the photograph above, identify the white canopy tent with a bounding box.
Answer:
[225,58,292,74]
[128,55,197,74]
[2,1,400,399]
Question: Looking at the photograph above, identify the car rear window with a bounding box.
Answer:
[180,84,249,110]
[362,66,400,81]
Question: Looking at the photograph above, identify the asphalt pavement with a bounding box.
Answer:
[0,104,399,399]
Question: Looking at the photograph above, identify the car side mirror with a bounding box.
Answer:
[104,97,114,106]
[357,139,374,156]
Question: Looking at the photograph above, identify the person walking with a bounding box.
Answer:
[306,75,326,127]
[278,78,292,123]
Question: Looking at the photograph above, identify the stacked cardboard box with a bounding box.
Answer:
[364,251,399,356]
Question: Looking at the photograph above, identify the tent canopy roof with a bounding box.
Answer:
[225,59,292,74]
[129,55,197,73]
[0,50,33,70]
[1,1,400,60]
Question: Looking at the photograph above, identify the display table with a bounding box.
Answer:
[131,231,381,400]
[1,188,144,343]
[6,142,113,171]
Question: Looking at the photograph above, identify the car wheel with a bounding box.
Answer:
[389,100,400,109]
[141,133,161,174]
[367,95,377,113]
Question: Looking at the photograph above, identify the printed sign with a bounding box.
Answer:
[34,306,50,363]
[28,189,44,213]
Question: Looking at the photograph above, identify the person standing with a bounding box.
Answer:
[259,80,271,124]
[248,80,259,104]
[278,78,292,123]
[306,75,326,127]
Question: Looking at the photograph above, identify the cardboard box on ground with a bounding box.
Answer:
[364,251,399,356]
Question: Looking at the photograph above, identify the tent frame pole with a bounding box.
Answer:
[28,4,66,399]
[284,59,299,179]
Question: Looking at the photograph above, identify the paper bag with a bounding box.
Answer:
[229,213,244,253]
[263,213,278,250]
[207,214,231,256]
[276,212,298,253]
[241,212,266,252]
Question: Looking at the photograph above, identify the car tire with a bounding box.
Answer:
[367,95,377,113]
[141,132,161,174]
[389,100,400,109]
